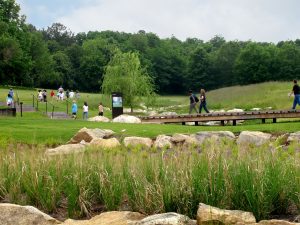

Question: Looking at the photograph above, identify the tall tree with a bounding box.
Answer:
[102,49,155,112]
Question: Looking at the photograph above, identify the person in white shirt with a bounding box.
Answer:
[69,90,74,98]
[83,101,88,120]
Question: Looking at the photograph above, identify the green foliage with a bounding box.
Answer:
[1,142,300,220]
[102,49,155,111]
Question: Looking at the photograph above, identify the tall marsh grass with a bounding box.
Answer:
[0,142,299,220]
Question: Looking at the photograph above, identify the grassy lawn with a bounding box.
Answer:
[1,114,300,146]
[0,81,298,146]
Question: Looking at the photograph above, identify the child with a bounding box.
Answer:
[72,101,78,119]
[83,102,88,120]
[98,102,104,116]
[6,94,13,107]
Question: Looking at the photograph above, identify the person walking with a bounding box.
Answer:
[199,89,210,113]
[98,102,104,116]
[50,90,55,98]
[189,90,199,114]
[83,102,88,120]
[290,80,300,110]
[71,101,78,119]
[8,88,14,99]
[6,94,13,107]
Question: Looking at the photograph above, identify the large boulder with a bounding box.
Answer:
[287,132,300,143]
[90,138,121,149]
[87,116,110,122]
[113,115,141,124]
[124,137,153,148]
[227,108,244,113]
[68,128,115,144]
[45,143,86,156]
[193,131,235,145]
[63,211,145,225]
[137,212,194,225]
[197,203,256,225]
[154,135,173,149]
[171,134,190,143]
[237,131,271,146]
[0,203,60,225]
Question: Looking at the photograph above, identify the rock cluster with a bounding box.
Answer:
[45,126,300,156]
[2,203,299,225]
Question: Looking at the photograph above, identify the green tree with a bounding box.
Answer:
[102,50,155,112]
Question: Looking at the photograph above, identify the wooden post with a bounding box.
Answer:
[195,121,199,126]
[262,118,266,124]
[233,120,237,126]
[273,118,277,123]
[20,102,23,117]
[182,122,186,125]
[221,120,225,126]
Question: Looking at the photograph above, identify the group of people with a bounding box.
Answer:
[188,80,300,114]
[37,90,47,102]
[71,101,104,120]
[50,86,80,101]
[189,89,210,114]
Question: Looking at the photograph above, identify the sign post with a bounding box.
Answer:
[112,92,123,119]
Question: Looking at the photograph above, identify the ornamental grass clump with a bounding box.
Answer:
[0,141,299,220]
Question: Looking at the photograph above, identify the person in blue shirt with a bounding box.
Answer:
[6,94,13,107]
[71,101,78,119]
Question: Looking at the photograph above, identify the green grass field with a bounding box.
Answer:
[1,82,300,221]
[0,81,299,147]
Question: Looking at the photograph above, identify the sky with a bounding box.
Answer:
[16,0,300,42]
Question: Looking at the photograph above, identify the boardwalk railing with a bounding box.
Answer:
[139,110,300,126]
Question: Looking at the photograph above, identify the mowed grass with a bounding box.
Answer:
[0,115,300,147]
[0,81,299,147]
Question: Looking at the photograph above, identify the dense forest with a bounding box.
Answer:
[1,0,300,94]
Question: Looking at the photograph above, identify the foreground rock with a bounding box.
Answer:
[193,131,236,145]
[113,115,141,123]
[124,136,153,148]
[258,220,300,225]
[45,143,86,156]
[137,212,195,225]
[287,132,300,143]
[63,211,145,225]
[237,131,272,146]
[0,203,60,225]
[197,203,256,225]
[90,138,121,149]
[87,116,110,122]
[68,128,115,144]
[154,135,173,149]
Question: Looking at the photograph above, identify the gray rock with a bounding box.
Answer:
[124,137,153,148]
[68,127,115,144]
[88,116,110,122]
[237,131,272,146]
[154,135,173,149]
[193,131,236,145]
[45,144,86,156]
[287,132,300,143]
[113,115,141,123]
[137,212,192,225]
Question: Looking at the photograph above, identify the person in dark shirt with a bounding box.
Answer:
[199,89,210,113]
[189,90,198,114]
[290,80,300,110]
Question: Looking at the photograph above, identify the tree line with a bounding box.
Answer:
[1,0,300,94]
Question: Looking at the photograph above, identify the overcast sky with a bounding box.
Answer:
[16,0,300,42]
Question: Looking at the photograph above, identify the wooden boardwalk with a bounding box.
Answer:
[140,110,300,126]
